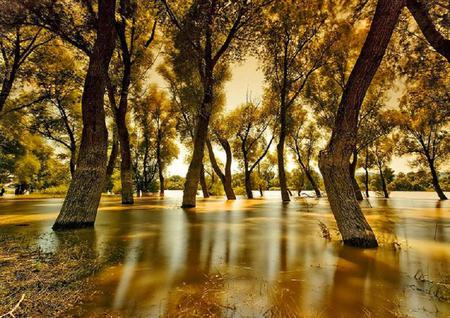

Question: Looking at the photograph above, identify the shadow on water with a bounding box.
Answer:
[1,191,449,317]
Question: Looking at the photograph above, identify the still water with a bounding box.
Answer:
[1,191,449,317]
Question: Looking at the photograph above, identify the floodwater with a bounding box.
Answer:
[1,191,449,317]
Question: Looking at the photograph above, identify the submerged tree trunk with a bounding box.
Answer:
[350,150,364,201]
[53,0,116,230]
[106,127,119,182]
[182,73,213,206]
[244,169,253,199]
[363,148,370,198]
[206,139,236,200]
[200,164,210,198]
[117,110,134,204]
[428,158,448,200]
[318,0,404,248]
[277,107,290,202]
[295,151,321,197]
[377,164,389,198]
[157,133,164,195]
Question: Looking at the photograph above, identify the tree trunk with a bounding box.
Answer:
[182,71,213,207]
[244,169,253,199]
[206,139,236,200]
[364,148,370,198]
[106,127,119,181]
[277,107,290,202]
[53,0,116,230]
[69,146,76,178]
[295,150,321,197]
[117,111,134,204]
[406,0,450,62]
[350,150,364,201]
[318,0,404,248]
[428,159,448,200]
[199,164,210,198]
[157,134,164,195]
[378,164,389,198]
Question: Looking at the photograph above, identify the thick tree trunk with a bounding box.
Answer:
[182,71,213,206]
[350,150,364,201]
[428,159,448,200]
[277,107,290,202]
[0,77,14,113]
[244,169,253,199]
[53,0,116,230]
[206,139,236,200]
[318,0,404,248]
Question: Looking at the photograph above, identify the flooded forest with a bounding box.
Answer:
[0,0,449,317]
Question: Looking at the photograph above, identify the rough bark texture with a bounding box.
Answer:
[428,159,448,200]
[406,0,450,62]
[206,139,236,200]
[244,170,253,199]
[53,0,116,230]
[199,164,210,199]
[319,0,404,248]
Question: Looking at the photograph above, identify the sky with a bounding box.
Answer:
[151,56,413,177]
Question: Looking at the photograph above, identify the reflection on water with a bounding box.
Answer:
[1,191,449,317]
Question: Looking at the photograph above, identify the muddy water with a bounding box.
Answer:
[1,191,449,317]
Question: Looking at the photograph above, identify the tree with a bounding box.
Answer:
[318,0,448,247]
[27,44,83,177]
[371,137,394,198]
[206,115,236,200]
[318,0,405,248]
[261,0,332,202]
[160,0,271,207]
[394,58,449,200]
[287,107,322,197]
[0,12,52,113]
[106,0,159,204]
[53,0,117,230]
[143,86,178,195]
[230,101,275,199]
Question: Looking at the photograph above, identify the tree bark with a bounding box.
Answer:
[53,0,116,230]
[206,139,236,200]
[182,68,213,206]
[199,164,210,198]
[106,127,119,181]
[363,147,370,198]
[277,107,290,202]
[350,150,364,201]
[406,0,450,62]
[244,169,253,199]
[157,133,164,195]
[428,158,448,200]
[318,0,404,248]
[116,109,134,204]
[377,163,389,198]
[294,150,321,197]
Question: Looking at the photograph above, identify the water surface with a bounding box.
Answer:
[1,191,449,317]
